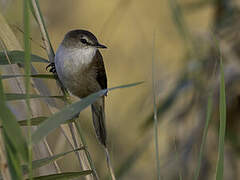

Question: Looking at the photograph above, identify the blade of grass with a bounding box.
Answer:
[0,117,76,128]
[32,89,107,144]
[5,93,64,101]
[109,81,143,91]
[0,117,47,128]
[27,171,92,180]
[3,130,24,180]
[0,131,11,179]
[173,138,182,180]
[151,31,161,180]
[194,94,213,180]
[23,0,33,179]
[32,82,143,144]
[0,50,48,65]
[22,147,84,174]
[0,73,29,163]
[1,74,55,79]
[215,54,226,180]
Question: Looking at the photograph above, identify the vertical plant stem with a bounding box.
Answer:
[104,147,116,180]
[152,31,161,180]
[30,0,55,62]
[68,122,84,169]
[215,54,226,180]
[174,138,182,180]
[23,0,33,179]
[194,94,213,180]
[0,128,11,180]
[75,121,99,180]
[65,97,91,176]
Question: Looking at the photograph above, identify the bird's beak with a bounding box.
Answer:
[95,43,107,49]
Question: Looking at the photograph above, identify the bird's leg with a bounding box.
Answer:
[46,62,56,73]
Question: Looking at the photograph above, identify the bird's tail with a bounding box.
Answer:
[91,98,116,180]
[91,97,107,147]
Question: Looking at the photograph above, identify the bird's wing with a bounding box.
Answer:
[92,50,107,90]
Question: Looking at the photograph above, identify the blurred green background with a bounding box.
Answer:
[1,0,240,179]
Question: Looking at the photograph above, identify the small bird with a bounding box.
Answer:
[48,29,108,147]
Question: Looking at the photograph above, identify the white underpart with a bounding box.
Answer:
[55,44,97,93]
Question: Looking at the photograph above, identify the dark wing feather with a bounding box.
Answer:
[90,50,108,146]
[92,50,107,90]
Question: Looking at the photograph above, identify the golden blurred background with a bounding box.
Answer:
[1,0,240,179]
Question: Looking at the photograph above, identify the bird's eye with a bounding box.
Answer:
[80,38,88,44]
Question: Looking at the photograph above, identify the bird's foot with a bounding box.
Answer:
[104,89,108,96]
[46,62,56,73]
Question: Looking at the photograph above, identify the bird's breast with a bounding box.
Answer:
[55,45,98,97]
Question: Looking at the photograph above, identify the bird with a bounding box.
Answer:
[47,29,108,147]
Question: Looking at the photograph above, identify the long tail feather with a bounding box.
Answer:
[91,97,116,179]
[91,97,107,147]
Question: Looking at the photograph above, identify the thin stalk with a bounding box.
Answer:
[152,32,161,180]
[104,148,116,180]
[68,122,84,170]
[59,126,77,150]
[65,97,91,174]
[75,121,99,180]
[30,0,54,62]
[43,138,61,173]
[215,53,226,180]
[0,128,11,180]
[194,94,213,180]
[23,0,33,179]
[174,138,182,180]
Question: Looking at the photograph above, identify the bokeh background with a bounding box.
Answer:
[1,0,240,179]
